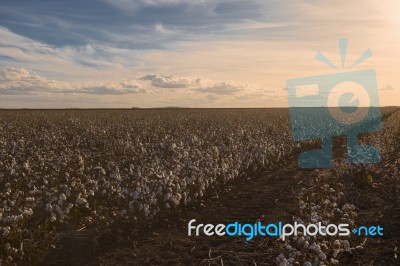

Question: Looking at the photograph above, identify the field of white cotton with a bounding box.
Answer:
[1,108,399,265]
[274,108,400,266]
[0,108,296,264]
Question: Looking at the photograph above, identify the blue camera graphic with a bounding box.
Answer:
[287,42,382,168]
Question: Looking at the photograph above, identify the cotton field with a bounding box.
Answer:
[1,108,399,265]
[0,109,297,264]
[274,107,400,266]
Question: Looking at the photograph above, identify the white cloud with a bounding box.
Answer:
[0,68,282,107]
[194,80,247,95]
[0,67,147,95]
[141,74,192,88]
[140,74,248,94]
[0,68,253,97]
[154,23,178,35]
[380,85,396,91]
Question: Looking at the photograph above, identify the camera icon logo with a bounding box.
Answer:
[287,40,381,168]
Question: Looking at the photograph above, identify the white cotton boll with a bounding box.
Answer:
[49,214,56,223]
[10,215,17,222]
[3,227,10,237]
[130,191,140,200]
[26,197,35,203]
[275,254,286,265]
[333,239,341,248]
[332,248,340,258]
[318,251,327,260]
[163,193,172,202]
[78,156,84,165]
[341,240,350,251]
[278,259,287,266]
[59,193,67,202]
[23,161,30,170]
[14,214,21,223]
[170,194,182,208]
[330,258,339,265]
[76,198,89,208]
[23,208,33,216]
[45,203,53,212]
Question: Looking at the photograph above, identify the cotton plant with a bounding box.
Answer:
[0,108,398,264]
[275,168,362,265]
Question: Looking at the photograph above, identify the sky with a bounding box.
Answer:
[0,0,399,108]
